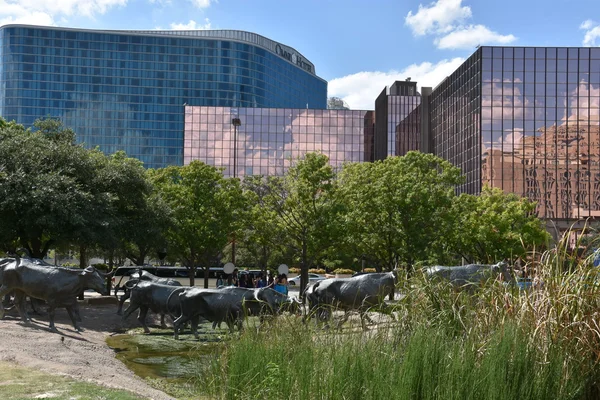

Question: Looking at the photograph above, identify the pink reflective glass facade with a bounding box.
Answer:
[184,106,374,177]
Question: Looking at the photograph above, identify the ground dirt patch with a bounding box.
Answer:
[0,299,175,400]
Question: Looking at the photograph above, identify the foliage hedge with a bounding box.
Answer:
[332,268,355,275]
[308,268,326,274]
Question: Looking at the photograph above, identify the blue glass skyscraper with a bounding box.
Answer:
[0,25,327,168]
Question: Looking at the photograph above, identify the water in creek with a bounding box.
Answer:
[106,328,224,381]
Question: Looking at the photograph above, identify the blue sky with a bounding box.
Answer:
[1,0,599,109]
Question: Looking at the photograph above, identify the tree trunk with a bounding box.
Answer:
[78,245,87,300]
[300,240,309,299]
[203,266,209,289]
[188,265,196,287]
[261,245,268,276]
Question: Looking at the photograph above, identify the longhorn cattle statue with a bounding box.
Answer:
[0,257,108,332]
[121,281,188,335]
[171,287,300,339]
[304,271,398,330]
[115,269,182,328]
[424,261,514,288]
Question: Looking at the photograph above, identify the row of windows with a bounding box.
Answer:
[5,29,279,55]
[481,47,600,59]
[3,50,321,89]
[4,74,321,104]
[3,27,316,74]
[3,62,324,98]
[194,108,372,117]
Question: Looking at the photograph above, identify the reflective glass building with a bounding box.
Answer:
[374,81,421,160]
[426,46,600,221]
[184,106,373,177]
[0,25,327,168]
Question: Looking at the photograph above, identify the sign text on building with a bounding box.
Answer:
[275,44,313,74]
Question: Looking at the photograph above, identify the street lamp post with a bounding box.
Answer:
[231,117,241,265]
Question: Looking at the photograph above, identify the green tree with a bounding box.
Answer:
[451,186,550,263]
[234,175,285,274]
[338,151,464,272]
[150,161,246,287]
[265,153,340,295]
[95,152,169,269]
[0,118,111,259]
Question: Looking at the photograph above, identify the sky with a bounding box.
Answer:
[1,0,599,110]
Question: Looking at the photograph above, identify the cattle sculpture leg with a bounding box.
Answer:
[0,284,13,319]
[136,306,151,334]
[13,291,30,322]
[116,289,131,316]
[47,303,58,332]
[65,305,82,331]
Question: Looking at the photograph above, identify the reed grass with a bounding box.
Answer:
[183,224,600,399]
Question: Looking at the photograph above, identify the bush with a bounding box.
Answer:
[364,268,376,273]
[91,263,109,271]
[288,267,300,274]
[333,268,355,275]
[308,268,326,274]
[60,262,79,268]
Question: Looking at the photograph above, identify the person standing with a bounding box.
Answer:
[216,273,225,287]
[273,274,288,296]
[256,273,267,288]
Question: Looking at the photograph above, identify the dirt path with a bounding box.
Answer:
[0,298,175,400]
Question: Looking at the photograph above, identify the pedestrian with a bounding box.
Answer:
[216,273,224,287]
[256,273,267,288]
[239,273,248,288]
[273,274,288,296]
[267,273,275,288]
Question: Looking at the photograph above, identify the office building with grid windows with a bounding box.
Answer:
[422,46,600,224]
[0,25,327,168]
[184,106,374,177]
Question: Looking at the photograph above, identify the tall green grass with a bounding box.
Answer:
[181,226,600,399]
[191,320,592,400]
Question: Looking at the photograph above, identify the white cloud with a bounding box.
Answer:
[406,0,515,50]
[0,0,127,26]
[190,0,213,8]
[580,20,600,46]
[435,24,516,50]
[328,58,465,110]
[169,18,211,30]
[405,0,471,36]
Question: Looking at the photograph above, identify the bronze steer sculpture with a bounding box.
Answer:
[121,281,189,335]
[304,271,398,330]
[424,261,514,288]
[115,269,182,329]
[171,287,299,339]
[0,258,108,332]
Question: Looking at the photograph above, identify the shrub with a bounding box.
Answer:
[333,268,355,275]
[61,262,79,268]
[364,268,376,273]
[91,263,109,271]
[308,268,326,274]
[288,267,300,274]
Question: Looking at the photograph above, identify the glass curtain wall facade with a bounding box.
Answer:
[430,50,482,195]
[374,81,421,160]
[396,104,421,156]
[429,46,600,220]
[0,25,327,168]
[184,106,373,177]
[479,46,600,220]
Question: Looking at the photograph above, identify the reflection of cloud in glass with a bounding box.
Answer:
[481,79,533,121]
[184,107,372,176]
[564,82,600,125]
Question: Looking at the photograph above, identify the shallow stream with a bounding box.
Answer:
[106,327,223,381]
